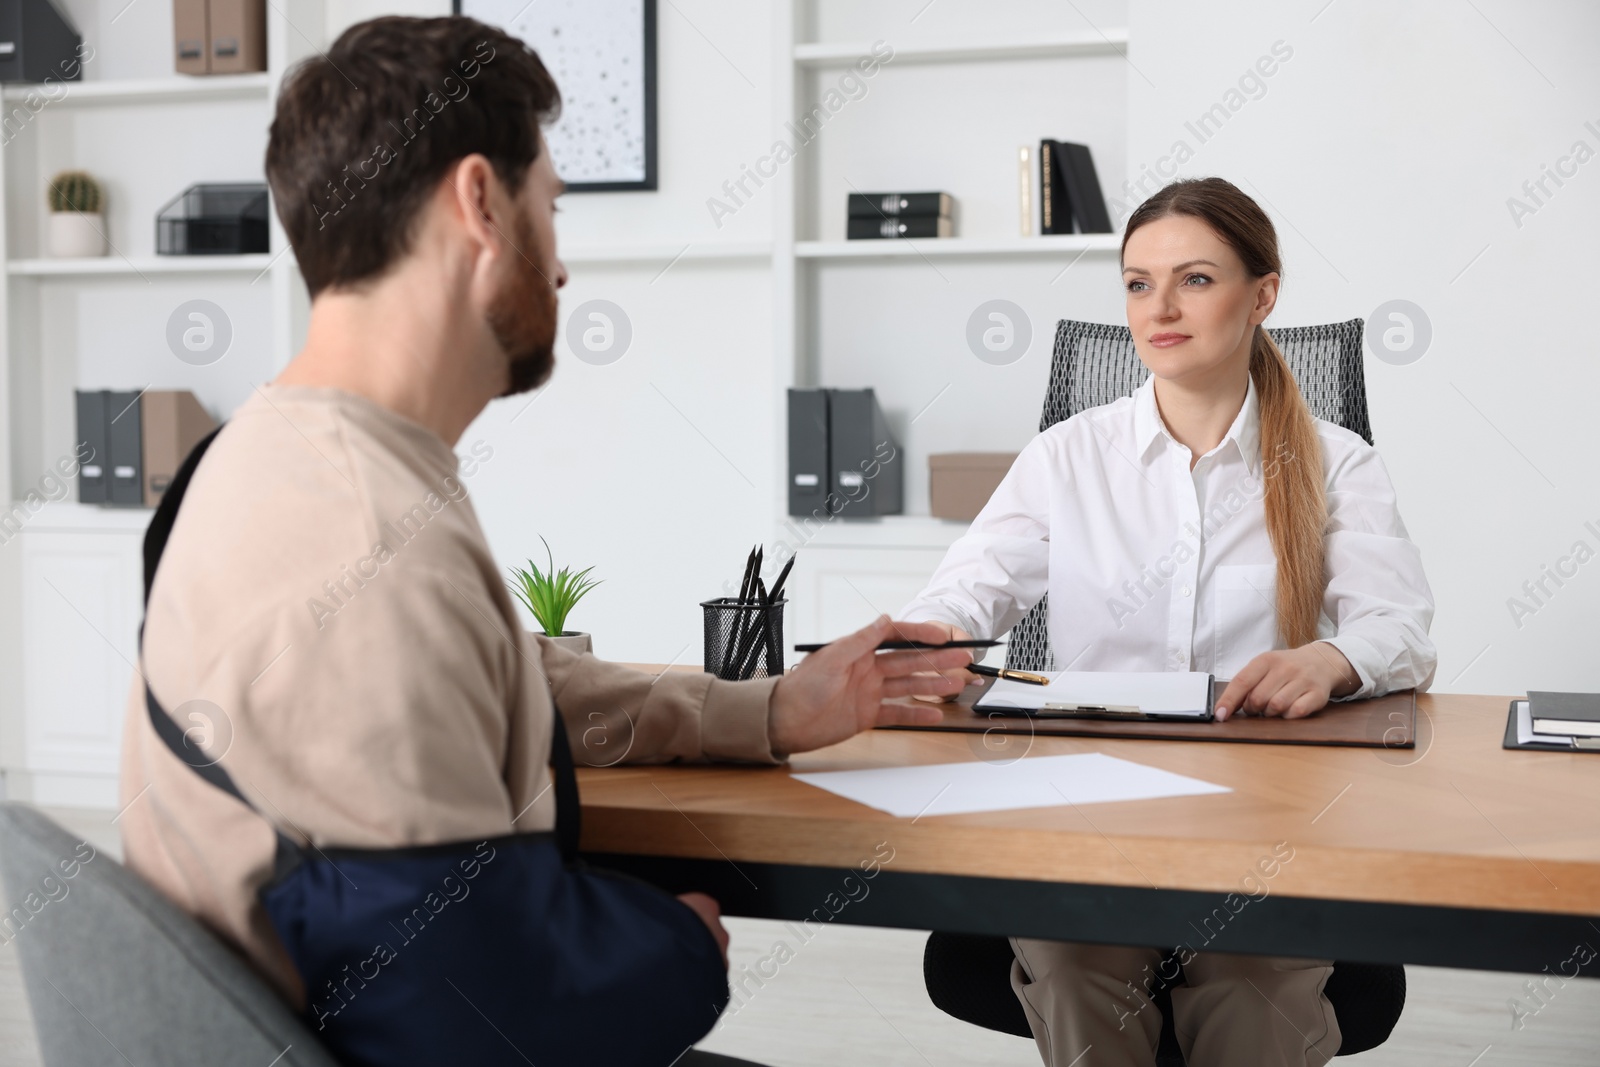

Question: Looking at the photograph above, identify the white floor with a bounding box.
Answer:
[4,807,1597,1067]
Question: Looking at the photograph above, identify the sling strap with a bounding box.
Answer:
[137,424,581,871]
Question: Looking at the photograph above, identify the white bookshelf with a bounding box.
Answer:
[0,0,328,806]
[8,253,279,276]
[0,1,321,505]
[796,234,1120,260]
[766,0,1130,643]
[560,240,773,266]
[0,72,271,107]
[771,0,1130,526]
[0,0,1133,801]
[792,28,1129,68]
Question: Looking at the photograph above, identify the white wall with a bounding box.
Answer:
[1125,0,1600,694]
[324,0,781,663]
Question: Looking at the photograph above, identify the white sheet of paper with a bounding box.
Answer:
[792,752,1230,818]
[977,671,1213,716]
[1517,699,1573,746]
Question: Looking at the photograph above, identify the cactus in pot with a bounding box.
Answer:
[46,170,107,258]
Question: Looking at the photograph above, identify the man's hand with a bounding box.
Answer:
[1215,642,1359,721]
[769,616,973,755]
[677,892,728,969]
[908,620,979,704]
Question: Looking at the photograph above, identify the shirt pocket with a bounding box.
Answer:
[1211,563,1280,680]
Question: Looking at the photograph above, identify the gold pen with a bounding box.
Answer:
[966,663,1050,686]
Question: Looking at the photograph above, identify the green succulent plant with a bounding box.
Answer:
[47,171,103,214]
[507,537,602,637]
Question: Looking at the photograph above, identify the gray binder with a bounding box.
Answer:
[105,391,145,507]
[74,390,108,504]
[787,388,830,517]
[827,388,902,518]
[0,0,82,84]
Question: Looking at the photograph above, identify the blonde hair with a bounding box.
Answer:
[1124,178,1326,648]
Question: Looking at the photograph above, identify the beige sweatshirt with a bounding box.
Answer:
[119,384,779,1002]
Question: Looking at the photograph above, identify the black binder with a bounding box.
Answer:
[846,192,953,218]
[0,0,82,84]
[74,390,108,504]
[1503,700,1600,753]
[1040,139,1071,235]
[787,388,830,517]
[105,390,145,507]
[828,388,901,518]
[1054,141,1113,234]
[786,388,903,518]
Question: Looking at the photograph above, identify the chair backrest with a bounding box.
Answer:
[0,802,341,1067]
[1006,318,1371,672]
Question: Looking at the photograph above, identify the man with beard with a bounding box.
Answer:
[119,15,968,1066]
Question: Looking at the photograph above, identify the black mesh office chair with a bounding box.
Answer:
[923,933,1406,1064]
[1004,318,1372,673]
[921,318,1406,1064]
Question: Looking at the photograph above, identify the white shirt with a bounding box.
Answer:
[900,376,1436,697]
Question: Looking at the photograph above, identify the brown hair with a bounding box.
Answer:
[266,16,561,297]
[1122,177,1326,649]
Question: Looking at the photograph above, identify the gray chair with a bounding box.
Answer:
[1005,318,1372,673]
[0,803,766,1067]
[0,801,341,1067]
[924,317,1405,1064]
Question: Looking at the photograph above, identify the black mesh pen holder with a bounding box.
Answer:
[701,598,787,681]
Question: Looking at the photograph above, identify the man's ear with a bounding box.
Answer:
[447,153,509,262]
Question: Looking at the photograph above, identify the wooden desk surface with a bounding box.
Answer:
[580,682,1600,919]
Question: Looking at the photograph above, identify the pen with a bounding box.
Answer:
[966,663,1050,686]
[793,639,1002,653]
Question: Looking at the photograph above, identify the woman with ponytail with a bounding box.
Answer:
[899,176,1435,1066]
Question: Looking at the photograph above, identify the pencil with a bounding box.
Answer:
[792,639,1002,653]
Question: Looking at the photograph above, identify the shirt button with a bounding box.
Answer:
[1182,585,1193,597]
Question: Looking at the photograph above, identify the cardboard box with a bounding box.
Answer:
[929,452,1017,521]
[141,390,217,507]
[207,0,265,74]
[173,0,207,73]
[174,0,265,75]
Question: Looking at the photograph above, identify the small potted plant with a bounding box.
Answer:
[508,537,602,655]
[46,171,107,258]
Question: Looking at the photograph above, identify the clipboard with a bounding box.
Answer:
[882,675,1417,749]
[973,670,1215,722]
[1502,699,1600,753]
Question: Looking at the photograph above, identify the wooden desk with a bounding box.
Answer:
[579,687,1600,973]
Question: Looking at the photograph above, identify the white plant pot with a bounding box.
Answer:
[47,211,108,258]
[536,631,592,656]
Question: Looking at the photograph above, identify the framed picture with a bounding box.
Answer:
[454,0,657,192]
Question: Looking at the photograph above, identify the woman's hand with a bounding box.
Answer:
[1214,642,1359,721]
[905,620,981,704]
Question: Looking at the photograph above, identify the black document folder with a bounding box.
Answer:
[105,390,144,507]
[1503,700,1600,753]
[787,388,830,517]
[74,390,108,504]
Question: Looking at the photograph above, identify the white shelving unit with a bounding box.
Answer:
[8,253,279,276]
[0,0,1133,800]
[791,28,1128,68]
[0,0,327,805]
[771,0,1130,643]
[796,233,1120,260]
[0,71,271,106]
[560,240,772,266]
